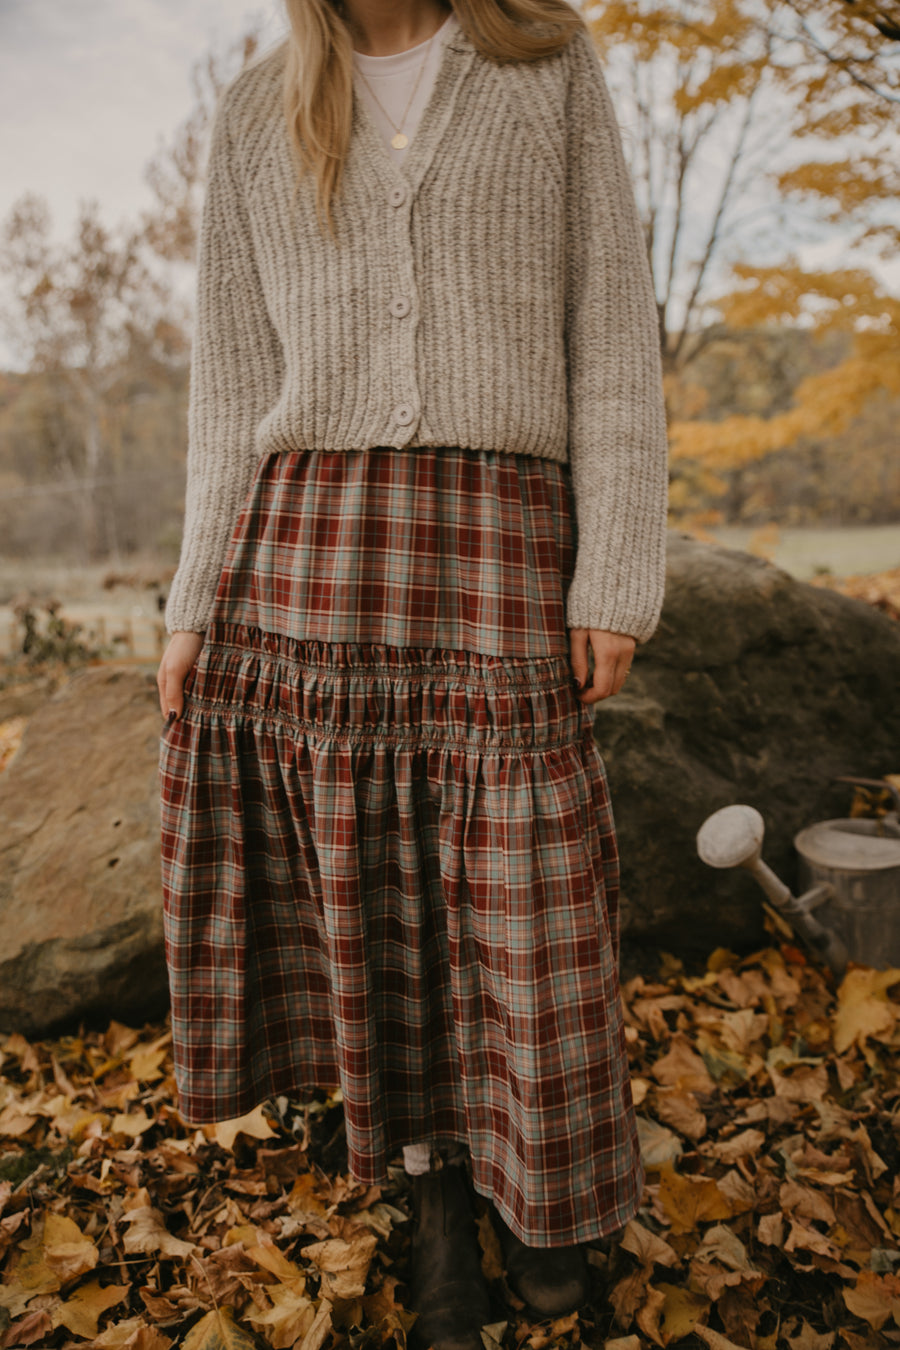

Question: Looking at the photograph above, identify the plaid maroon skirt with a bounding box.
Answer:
[159,446,645,1246]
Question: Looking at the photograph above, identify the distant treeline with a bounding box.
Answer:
[0,324,897,564]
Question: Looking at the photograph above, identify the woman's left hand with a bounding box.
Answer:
[569,627,636,704]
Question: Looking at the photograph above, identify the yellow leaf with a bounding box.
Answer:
[706,1128,766,1163]
[842,1270,900,1330]
[42,1212,98,1283]
[52,1277,129,1338]
[209,1104,278,1151]
[245,1235,307,1289]
[224,1223,265,1248]
[767,1062,829,1103]
[298,1297,333,1350]
[833,967,900,1055]
[634,1280,666,1346]
[105,1022,142,1056]
[0,1103,41,1138]
[362,1274,420,1342]
[657,1164,732,1234]
[183,1306,259,1350]
[650,1034,716,1095]
[287,1172,330,1220]
[111,1109,154,1138]
[304,1230,378,1299]
[127,1032,171,1083]
[121,1192,197,1259]
[636,1115,683,1169]
[657,1282,709,1341]
[651,1088,708,1142]
[92,1314,174,1348]
[690,1223,766,1298]
[620,1219,680,1272]
[0,1280,49,1321]
[245,1282,316,1349]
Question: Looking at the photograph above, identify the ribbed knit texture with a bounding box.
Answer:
[165,19,669,640]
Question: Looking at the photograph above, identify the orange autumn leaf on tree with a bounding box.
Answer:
[583,2,899,525]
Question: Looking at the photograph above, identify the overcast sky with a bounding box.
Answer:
[0,0,288,238]
[0,0,290,369]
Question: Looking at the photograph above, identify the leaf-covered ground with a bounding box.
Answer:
[2,908,900,1350]
[810,566,900,622]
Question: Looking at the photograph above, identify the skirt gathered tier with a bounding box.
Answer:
[159,445,645,1246]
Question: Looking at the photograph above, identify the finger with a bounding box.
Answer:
[611,653,633,697]
[586,652,618,701]
[165,667,185,721]
[569,628,590,689]
[157,663,169,720]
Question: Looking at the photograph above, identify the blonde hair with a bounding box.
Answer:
[281,0,585,239]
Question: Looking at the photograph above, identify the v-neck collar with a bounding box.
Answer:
[351,22,477,197]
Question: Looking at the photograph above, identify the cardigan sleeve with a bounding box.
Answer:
[164,88,286,636]
[562,26,669,643]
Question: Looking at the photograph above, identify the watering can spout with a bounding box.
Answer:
[696,805,849,978]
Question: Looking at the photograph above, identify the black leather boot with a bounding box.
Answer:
[408,1161,492,1350]
[491,1209,589,1317]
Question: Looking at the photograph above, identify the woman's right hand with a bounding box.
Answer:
[157,630,205,720]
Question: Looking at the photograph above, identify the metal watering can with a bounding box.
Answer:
[696,778,900,978]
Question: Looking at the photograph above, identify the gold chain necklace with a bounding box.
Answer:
[353,21,442,149]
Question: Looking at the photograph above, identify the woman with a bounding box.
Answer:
[157,0,667,1342]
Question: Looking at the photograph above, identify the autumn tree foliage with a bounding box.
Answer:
[586,0,900,519]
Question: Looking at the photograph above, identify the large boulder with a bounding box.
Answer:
[598,531,900,971]
[0,665,168,1036]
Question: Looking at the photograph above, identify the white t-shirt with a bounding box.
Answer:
[352,10,459,164]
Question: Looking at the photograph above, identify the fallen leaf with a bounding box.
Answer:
[209,1105,278,1152]
[832,968,900,1054]
[51,1276,129,1337]
[0,1307,54,1347]
[651,1088,708,1141]
[636,1115,683,1168]
[651,1034,716,1094]
[245,1281,316,1348]
[842,1269,900,1330]
[657,1281,710,1342]
[657,1164,732,1234]
[705,1128,766,1163]
[304,1230,378,1299]
[92,1319,174,1349]
[182,1306,259,1350]
[127,1033,171,1084]
[694,1327,753,1349]
[111,1109,154,1139]
[620,1218,680,1272]
[298,1296,333,1350]
[121,1190,197,1258]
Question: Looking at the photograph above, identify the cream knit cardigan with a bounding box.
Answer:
[165,20,669,641]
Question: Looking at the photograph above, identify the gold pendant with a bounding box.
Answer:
[391,131,409,149]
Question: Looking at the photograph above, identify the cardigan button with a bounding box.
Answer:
[390,295,411,318]
[389,185,407,206]
[393,403,416,426]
